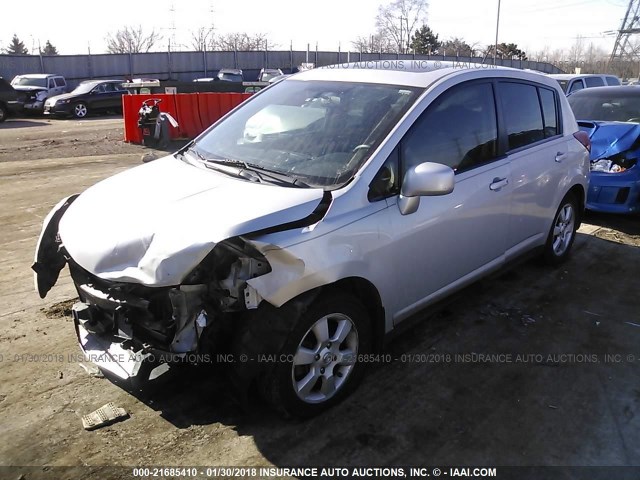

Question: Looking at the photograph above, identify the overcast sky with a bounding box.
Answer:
[0,0,630,56]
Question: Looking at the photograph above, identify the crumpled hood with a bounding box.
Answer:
[59,155,324,286]
[12,85,47,92]
[578,120,640,160]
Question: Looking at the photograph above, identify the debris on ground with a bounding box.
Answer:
[42,298,77,319]
[79,362,104,378]
[82,402,129,431]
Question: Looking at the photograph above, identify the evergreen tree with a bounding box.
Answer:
[410,25,441,55]
[4,34,29,55]
[42,40,59,55]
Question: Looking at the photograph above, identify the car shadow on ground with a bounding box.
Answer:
[584,211,640,236]
[100,226,640,466]
[0,119,52,129]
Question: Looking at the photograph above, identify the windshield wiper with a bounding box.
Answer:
[206,157,311,188]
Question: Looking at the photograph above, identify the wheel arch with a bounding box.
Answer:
[566,183,585,228]
[321,276,386,353]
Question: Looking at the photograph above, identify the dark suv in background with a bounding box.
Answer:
[0,77,23,122]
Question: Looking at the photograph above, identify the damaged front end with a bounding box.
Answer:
[65,238,271,380]
[579,121,640,213]
[34,206,279,381]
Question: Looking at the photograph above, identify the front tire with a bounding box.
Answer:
[543,193,578,265]
[262,294,372,418]
[72,102,88,119]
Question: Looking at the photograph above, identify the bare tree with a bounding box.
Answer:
[440,37,474,56]
[106,25,162,54]
[351,34,395,53]
[375,0,428,53]
[190,26,215,51]
[210,32,273,51]
[568,35,585,64]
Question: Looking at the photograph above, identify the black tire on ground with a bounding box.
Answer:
[0,103,7,123]
[72,102,88,119]
[260,293,372,418]
[543,192,579,265]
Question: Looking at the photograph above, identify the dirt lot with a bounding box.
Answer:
[0,116,639,478]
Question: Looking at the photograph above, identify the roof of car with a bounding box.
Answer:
[219,68,243,73]
[568,85,640,96]
[81,79,124,84]
[548,74,616,80]
[14,73,61,78]
[291,61,557,89]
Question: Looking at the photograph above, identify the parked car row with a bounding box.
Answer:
[0,74,129,120]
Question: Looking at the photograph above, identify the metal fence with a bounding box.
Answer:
[0,50,564,87]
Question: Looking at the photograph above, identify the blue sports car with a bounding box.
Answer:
[568,86,640,214]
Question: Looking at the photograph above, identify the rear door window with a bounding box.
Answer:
[585,77,605,87]
[402,81,498,173]
[54,77,66,87]
[498,82,544,150]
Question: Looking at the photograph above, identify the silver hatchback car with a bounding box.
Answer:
[34,63,590,417]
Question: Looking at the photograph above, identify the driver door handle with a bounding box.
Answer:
[555,152,568,163]
[490,177,508,191]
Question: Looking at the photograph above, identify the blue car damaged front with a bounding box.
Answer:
[568,86,640,214]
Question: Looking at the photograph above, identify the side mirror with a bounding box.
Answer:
[397,162,455,215]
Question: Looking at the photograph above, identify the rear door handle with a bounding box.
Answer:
[555,152,568,163]
[490,177,508,191]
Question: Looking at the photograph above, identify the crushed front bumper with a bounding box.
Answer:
[587,170,640,214]
[72,303,173,381]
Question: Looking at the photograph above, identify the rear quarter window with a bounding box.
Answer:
[55,77,66,87]
[606,76,621,86]
[539,88,559,137]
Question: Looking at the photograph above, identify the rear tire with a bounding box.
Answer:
[261,294,372,418]
[543,193,578,265]
[0,103,7,123]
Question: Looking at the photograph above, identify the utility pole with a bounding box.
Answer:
[610,0,640,70]
[494,0,502,65]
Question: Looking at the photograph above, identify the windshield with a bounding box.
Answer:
[193,80,420,188]
[12,77,47,88]
[261,72,281,82]
[218,73,243,82]
[569,92,640,122]
[73,83,98,94]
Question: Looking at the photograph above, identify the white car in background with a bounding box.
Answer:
[34,63,590,417]
[11,74,67,111]
[549,73,621,95]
